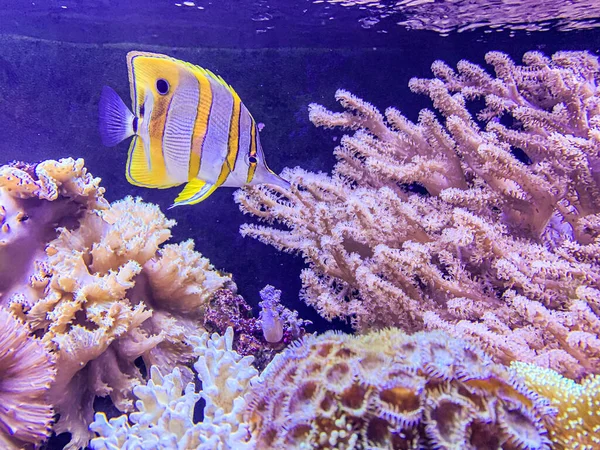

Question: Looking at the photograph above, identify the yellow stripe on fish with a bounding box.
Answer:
[97,51,290,207]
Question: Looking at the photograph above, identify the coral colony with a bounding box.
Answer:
[1,50,599,449]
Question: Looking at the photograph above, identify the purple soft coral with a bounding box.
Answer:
[203,286,310,370]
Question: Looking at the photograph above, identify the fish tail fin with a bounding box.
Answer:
[98,86,135,147]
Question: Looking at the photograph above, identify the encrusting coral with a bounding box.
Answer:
[235,50,600,379]
[0,158,234,448]
[0,308,55,450]
[244,327,554,450]
[89,327,258,450]
[511,361,600,449]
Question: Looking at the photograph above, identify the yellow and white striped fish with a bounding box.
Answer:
[98,51,289,207]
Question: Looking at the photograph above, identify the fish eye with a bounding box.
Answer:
[156,79,169,95]
[248,155,258,164]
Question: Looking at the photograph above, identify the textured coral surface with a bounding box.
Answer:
[0,308,55,450]
[236,50,600,379]
[0,159,233,448]
[245,328,554,449]
[512,362,600,449]
[89,327,258,450]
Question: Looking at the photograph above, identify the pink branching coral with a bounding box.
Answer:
[0,159,234,448]
[0,308,55,449]
[244,328,554,449]
[235,50,600,379]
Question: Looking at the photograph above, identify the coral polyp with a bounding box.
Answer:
[244,328,554,449]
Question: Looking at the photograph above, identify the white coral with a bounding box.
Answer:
[89,327,258,450]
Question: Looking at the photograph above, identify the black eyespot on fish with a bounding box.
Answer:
[132,117,138,133]
[156,79,169,95]
[248,156,258,164]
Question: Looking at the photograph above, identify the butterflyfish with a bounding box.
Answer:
[98,51,290,207]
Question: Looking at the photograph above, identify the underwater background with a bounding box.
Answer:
[2,0,599,331]
[1,1,600,449]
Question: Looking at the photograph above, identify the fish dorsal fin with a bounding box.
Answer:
[126,136,178,189]
[183,62,241,99]
[170,178,218,208]
[127,51,241,98]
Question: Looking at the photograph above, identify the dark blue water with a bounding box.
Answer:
[1,4,598,334]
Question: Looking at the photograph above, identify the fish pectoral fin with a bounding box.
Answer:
[98,86,135,147]
[169,179,218,208]
[126,136,175,188]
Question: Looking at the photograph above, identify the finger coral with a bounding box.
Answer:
[0,159,234,448]
[235,50,600,379]
[89,327,258,450]
[511,361,600,449]
[0,308,55,449]
[244,328,553,449]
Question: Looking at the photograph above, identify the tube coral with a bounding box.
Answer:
[0,159,234,448]
[0,308,55,449]
[244,328,554,449]
[235,50,600,379]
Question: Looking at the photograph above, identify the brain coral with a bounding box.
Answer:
[244,328,554,449]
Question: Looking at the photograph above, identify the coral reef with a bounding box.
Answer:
[244,328,553,449]
[0,308,55,449]
[511,362,600,449]
[0,158,108,302]
[204,286,310,370]
[89,327,258,450]
[0,159,233,448]
[235,50,600,379]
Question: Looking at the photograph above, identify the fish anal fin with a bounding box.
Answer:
[170,178,218,208]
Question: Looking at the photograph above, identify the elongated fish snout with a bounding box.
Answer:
[98,86,135,147]
[253,166,291,190]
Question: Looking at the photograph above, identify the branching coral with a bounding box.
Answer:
[0,308,55,449]
[89,327,258,450]
[235,50,600,379]
[511,362,600,449]
[0,159,234,448]
[244,328,554,449]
